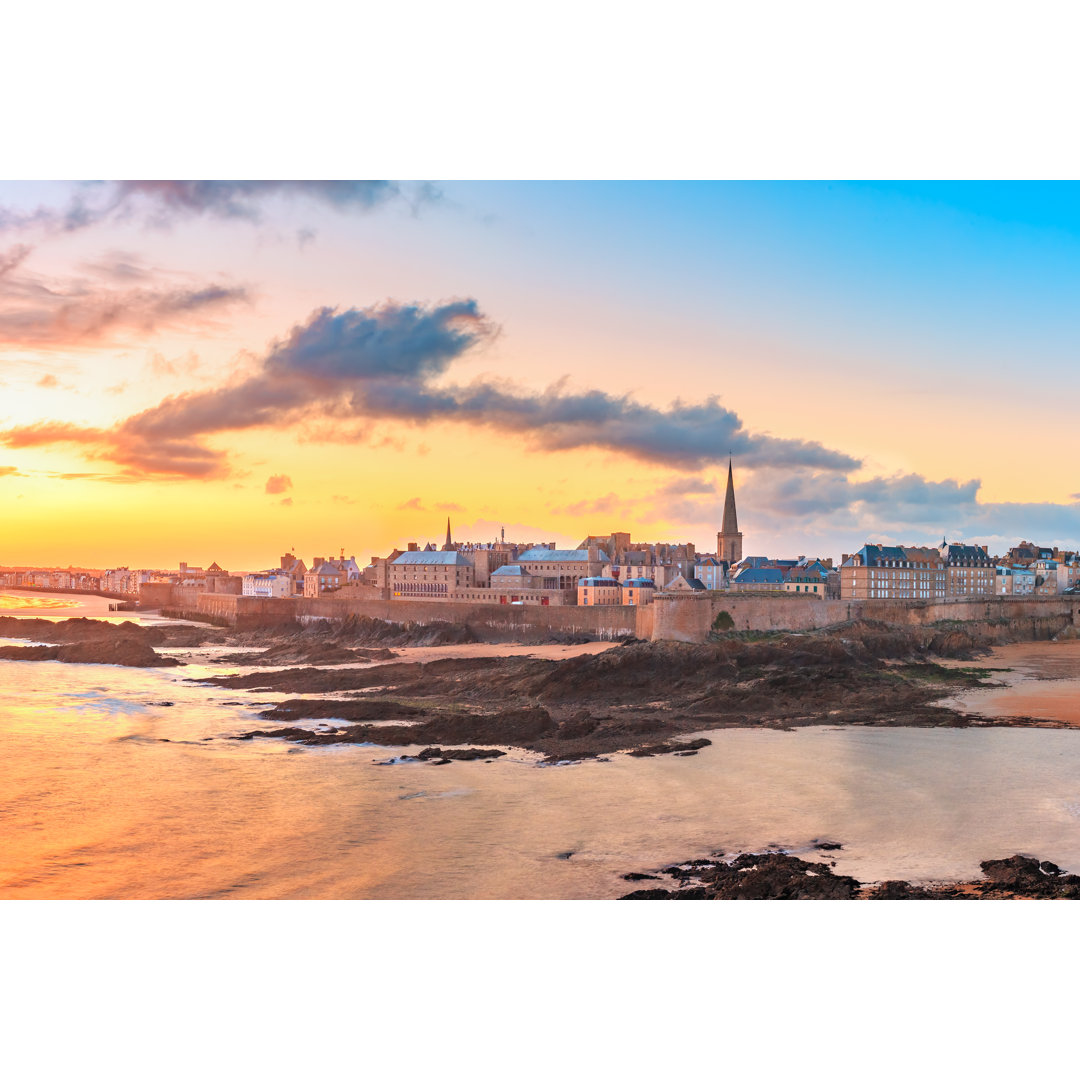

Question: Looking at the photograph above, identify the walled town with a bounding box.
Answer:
[3,463,1080,629]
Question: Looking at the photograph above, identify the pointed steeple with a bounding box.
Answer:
[717,457,743,566]
[442,517,453,551]
[721,458,738,535]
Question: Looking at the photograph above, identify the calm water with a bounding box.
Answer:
[3,591,1080,897]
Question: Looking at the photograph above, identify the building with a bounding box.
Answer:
[304,559,346,598]
[694,556,727,590]
[389,549,475,599]
[939,542,995,597]
[516,546,610,589]
[840,545,947,600]
[621,578,657,605]
[716,459,743,565]
[243,572,293,598]
[577,576,623,606]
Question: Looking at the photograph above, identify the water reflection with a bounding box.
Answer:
[3,634,1080,898]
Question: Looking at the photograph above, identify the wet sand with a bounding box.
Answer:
[937,640,1080,726]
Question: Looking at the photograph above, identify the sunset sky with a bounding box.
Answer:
[2,179,1078,570]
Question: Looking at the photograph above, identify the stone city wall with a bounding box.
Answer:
[146,582,1080,642]
[650,592,1080,643]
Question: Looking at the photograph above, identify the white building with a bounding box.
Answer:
[242,572,293,598]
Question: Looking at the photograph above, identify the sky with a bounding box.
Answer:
[1,179,1079,570]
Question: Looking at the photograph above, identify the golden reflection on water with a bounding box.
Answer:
[0,592,81,612]
[4,639,1080,898]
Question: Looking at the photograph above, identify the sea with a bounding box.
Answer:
[3,589,1080,898]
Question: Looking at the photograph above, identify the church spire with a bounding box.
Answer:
[442,517,453,551]
[721,457,738,535]
[717,457,743,565]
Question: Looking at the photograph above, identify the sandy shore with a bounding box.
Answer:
[935,640,1080,726]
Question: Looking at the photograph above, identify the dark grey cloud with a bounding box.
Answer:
[0,297,864,479]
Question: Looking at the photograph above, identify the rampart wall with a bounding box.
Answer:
[650,593,1080,642]
[146,581,1080,643]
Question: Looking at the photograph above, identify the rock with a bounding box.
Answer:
[621,872,660,881]
[628,738,711,757]
[865,880,935,900]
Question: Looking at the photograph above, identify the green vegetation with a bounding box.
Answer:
[711,610,735,631]
[899,663,1007,685]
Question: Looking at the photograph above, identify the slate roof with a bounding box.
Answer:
[392,550,473,566]
[518,547,610,562]
[732,567,785,585]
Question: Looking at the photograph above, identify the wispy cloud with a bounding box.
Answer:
[264,474,293,495]
[0,181,440,236]
[397,497,428,511]
[0,245,249,349]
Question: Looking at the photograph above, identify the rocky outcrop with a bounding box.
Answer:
[218,622,1019,759]
[618,850,1080,900]
[620,852,862,900]
[0,638,181,667]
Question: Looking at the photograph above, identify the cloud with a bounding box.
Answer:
[632,466,1080,555]
[0,292,870,484]
[150,351,201,378]
[0,247,249,348]
[435,501,464,512]
[657,477,718,497]
[0,464,23,477]
[553,492,630,517]
[0,300,494,477]
[280,497,293,507]
[397,497,428,511]
[0,181,439,236]
[264,474,293,495]
[0,243,32,277]
[5,297,856,479]
[36,374,59,388]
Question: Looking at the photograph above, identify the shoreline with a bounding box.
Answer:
[5,612,1078,759]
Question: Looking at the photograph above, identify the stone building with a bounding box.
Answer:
[516,546,610,589]
[938,542,995,597]
[840,545,947,600]
[389,549,475,599]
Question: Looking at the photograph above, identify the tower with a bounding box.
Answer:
[442,517,453,551]
[717,458,743,565]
